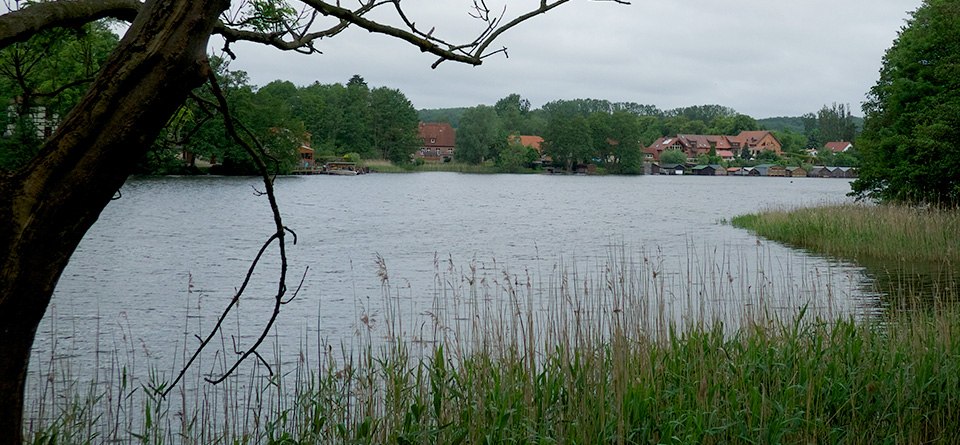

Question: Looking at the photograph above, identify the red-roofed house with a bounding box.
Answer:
[728,131,783,157]
[509,134,544,153]
[824,141,853,153]
[416,122,456,162]
[645,131,782,161]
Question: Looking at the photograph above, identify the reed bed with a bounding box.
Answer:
[25,245,960,444]
[731,203,960,264]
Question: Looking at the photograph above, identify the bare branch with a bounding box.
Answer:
[163,61,304,395]
[296,0,628,69]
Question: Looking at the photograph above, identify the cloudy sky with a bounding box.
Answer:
[226,0,920,118]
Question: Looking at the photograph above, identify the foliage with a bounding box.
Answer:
[774,128,808,157]
[173,69,420,174]
[0,21,119,171]
[370,87,420,164]
[494,93,530,134]
[816,147,860,167]
[605,111,643,174]
[755,149,781,163]
[496,143,538,172]
[852,0,960,206]
[802,103,858,148]
[417,107,468,128]
[659,149,687,165]
[758,116,806,133]
[542,101,593,170]
[456,105,502,164]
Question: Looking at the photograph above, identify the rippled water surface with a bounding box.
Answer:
[33,173,868,383]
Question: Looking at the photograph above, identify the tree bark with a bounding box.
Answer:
[0,0,227,442]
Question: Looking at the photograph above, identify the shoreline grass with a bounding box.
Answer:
[730,203,960,265]
[27,305,960,444]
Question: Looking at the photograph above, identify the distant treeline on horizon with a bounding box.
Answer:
[417,100,864,135]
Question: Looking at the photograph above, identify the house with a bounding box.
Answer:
[645,134,732,162]
[786,166,807,177]
[645,131,782,161]
[415,122,456,162]
[691,164,726,176]
[5,101,59,139]
[838,167,858,178]
[297,145,315,171]
[753,164,786,177]
[807,166,830,178]
[827,166,858,178]
[649,163,686,175]
[717,150,736,162]
[509,134,544,153]
[727,167,747,176]
[729,131,783,158]
[824,141,853,153]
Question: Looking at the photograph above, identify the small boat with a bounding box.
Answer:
[325,168,358,176]
[323,161,360,175]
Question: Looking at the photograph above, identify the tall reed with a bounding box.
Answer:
[25,244,960,443]
[731,203,960,264]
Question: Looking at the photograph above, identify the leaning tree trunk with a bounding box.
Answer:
[0,0,228,442]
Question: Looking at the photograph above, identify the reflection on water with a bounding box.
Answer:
[855,258,959,310]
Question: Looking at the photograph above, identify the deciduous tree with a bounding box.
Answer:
[0,0,627,440]
[369,86,419,164]
[851,0,960,206]
[456,104,501,164]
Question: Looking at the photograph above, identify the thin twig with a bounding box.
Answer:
[162,62,304,396]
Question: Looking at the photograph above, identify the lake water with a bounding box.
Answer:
[30,173,872,395]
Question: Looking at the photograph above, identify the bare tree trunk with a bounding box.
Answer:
[0,0,227,441]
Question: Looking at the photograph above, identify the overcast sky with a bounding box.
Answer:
[225,0,920,118]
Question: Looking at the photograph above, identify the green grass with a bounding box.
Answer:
[28,305,960,444]
[731,203,960,264]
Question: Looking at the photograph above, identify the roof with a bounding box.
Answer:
[418,122,456,148]
[734,130,775,144]
[692,164,724,171]
[824,141,853,153]
[516,135,544,151]
[677,134,734,150]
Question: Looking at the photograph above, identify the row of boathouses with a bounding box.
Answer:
[650,163,858,178]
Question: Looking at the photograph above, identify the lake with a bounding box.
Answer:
[30,173,871,394]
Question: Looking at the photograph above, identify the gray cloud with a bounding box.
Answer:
[227,0,919,117]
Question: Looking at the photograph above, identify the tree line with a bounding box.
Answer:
[443,98,864,173]
[149,66,421,175]
[0,25,421,175]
